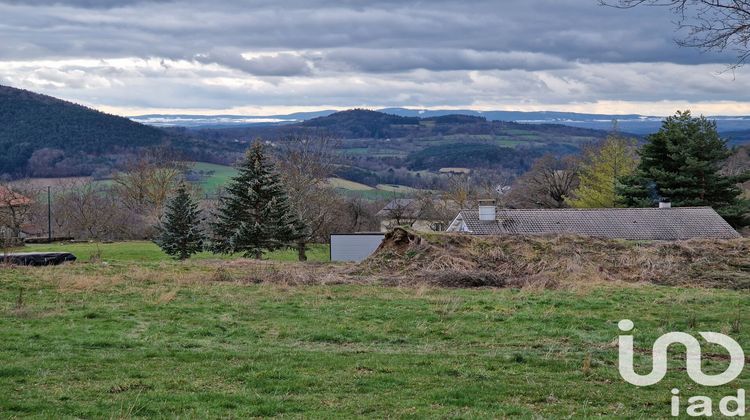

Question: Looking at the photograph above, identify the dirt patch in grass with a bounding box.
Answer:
[353,228,750,290]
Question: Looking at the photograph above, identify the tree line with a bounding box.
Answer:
[0,139,384,259]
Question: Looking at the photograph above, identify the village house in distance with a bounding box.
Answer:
[0,186,34,244]
[446,200,741,240]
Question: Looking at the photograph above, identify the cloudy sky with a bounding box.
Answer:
[1,0,748,116]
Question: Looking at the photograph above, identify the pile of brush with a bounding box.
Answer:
[354,228,750,290]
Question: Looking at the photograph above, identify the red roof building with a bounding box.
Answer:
[0,186,33,207]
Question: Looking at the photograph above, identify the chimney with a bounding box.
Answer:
[659,199,672,209]
[478,199,496,221]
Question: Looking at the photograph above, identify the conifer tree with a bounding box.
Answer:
[154,184,205,260]
[211,142,307,259]
[569,132,638,208]
[618,111,750,227]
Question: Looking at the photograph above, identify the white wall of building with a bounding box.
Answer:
[330,234,385,262]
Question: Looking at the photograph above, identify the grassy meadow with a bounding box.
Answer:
[190,162,238,194]
[18,241,330,263]
[326,177,418,200]
[188,162,418,201]
[1,240,750,418]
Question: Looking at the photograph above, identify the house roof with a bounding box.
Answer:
[0,187,32,207]
[449,207,740,240]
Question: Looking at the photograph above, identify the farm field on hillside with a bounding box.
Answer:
[326,177,373,191]
[327,177,421,200]
[190,162,238,194]
[375,184,421,193]
[187,164,421,200]
[1,257,749,418]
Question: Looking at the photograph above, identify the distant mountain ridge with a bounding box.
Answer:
[186,108,620,142]
[131,108,750,136]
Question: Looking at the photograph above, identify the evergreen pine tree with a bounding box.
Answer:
[154,184,205,260]
[211,142,307,259]
[618,111,750,227]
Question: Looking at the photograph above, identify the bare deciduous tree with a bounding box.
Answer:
[342,196,379,233]
[415,191,461,231]
[507,155,579,208]
[723,144,750,177]
[51,180,147,245]
[443,174,476,210]
[602,0,750,67]
[377,191,458,232]
[473,168,516,206]
[0,183,33,251]
[379,197,423,229]
[64,182,118,240]
[275,136,340,261]
[112,148,190,224]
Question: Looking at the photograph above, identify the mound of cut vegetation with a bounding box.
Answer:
[355,228,750,289]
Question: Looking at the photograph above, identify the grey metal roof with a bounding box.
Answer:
[452,207,740,240]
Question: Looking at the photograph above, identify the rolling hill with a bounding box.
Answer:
[0,85,170,176]
[0,85,242,178]
[183,109,618,175]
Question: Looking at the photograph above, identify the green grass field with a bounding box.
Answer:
[375,184,420,193]
[18,241,330,263]
[2,252,749,418]
[333,188,406,201]
[190,162,238,194]
[189,164,416,201]
[327,178,421,200]
[326,177,374,191]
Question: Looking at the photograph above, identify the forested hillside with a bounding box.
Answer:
[180,109,621,179]
[0,85,169,176]
[0,85,243,178]
[193,108,621,142]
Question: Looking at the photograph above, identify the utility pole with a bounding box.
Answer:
[47,186,52,243]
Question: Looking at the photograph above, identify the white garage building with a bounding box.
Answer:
[329,233,385,262]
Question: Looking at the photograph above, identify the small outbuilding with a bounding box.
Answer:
[330,233,385,262]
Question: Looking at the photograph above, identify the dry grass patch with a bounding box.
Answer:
[8,228,748,294]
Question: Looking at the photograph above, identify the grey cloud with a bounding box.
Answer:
[0,0,745,113]
[195,51,312,76]
[0,0,735,65]
[0,0,170,8]
[6,61,750,113]
[320,49,572,73]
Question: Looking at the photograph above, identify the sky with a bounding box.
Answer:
[0,0,749,117]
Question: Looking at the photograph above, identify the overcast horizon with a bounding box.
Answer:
[2,0,750,117]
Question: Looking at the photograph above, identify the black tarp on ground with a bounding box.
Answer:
[1,252,76,266]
